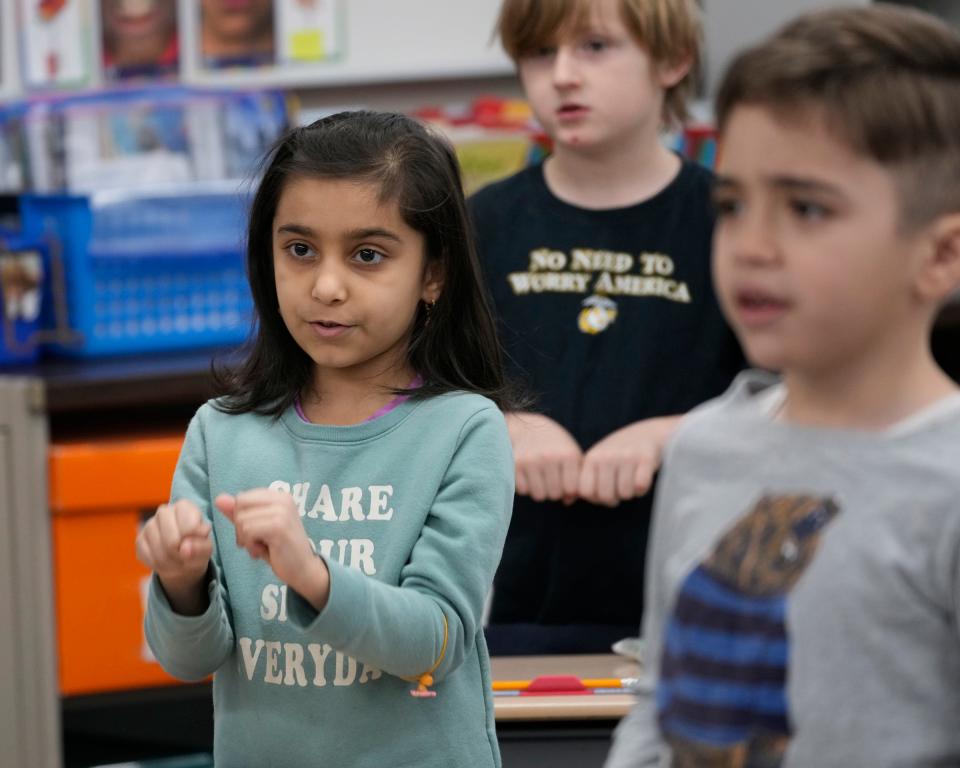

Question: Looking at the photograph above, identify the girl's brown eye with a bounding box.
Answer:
[353,248,385,265]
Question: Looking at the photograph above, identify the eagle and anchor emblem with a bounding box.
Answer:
[578,294,618,334]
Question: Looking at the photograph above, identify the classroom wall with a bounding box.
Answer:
[891,0,960,24]
[293,1,897,117]
[701,0,871,95]
[294,73,522,117]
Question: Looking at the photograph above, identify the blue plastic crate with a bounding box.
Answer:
[19,188,254,357]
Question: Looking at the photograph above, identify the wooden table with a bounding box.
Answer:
[492,653,639,721]
[491,654,641,768]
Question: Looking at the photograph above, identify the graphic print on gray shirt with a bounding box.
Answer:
[659,494,840,767]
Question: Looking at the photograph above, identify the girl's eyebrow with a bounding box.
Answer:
[275,223,403,243]
[346,227,403,243]
[275,223,315,237]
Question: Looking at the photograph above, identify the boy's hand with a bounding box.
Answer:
[579,416,681,507]
[215,489,330,611]
[136,499,213,615]
[506,412,583,504]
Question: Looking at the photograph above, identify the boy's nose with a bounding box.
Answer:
[552,46,581,88]
[731,222,780,266]
[719,209,781,267]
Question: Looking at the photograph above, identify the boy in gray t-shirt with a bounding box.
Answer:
[606,6,960,767]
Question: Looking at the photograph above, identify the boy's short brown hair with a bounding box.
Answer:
[496,0,702,126]
[715,4,960,232]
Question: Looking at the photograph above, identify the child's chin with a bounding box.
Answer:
[741,344,784,373]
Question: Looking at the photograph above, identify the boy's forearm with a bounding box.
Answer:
[645,414,683,446]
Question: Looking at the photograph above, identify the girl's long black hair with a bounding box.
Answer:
[213,110,518,415]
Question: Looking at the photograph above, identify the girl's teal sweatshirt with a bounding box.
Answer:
[145,391,514,768]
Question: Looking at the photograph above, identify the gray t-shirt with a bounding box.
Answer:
[606,370,960,768]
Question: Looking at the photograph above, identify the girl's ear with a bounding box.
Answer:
[421,261,444,304]
[916,212,960,303]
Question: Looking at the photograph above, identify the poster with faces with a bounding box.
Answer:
[20,0,93,88]
[99,0,181,82]
[275,0,340,64]
[197,0,341,72]
[199,0,277,69]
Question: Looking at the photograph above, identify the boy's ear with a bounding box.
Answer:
[656,55,692,89]
[916,212,960,302]
[421,261,444,304]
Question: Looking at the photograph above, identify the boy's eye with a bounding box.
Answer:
[712,196,742,218]
[583,38,609,54]
[791,200,830,220]
[532,45,556,58]
[353,247,385,266]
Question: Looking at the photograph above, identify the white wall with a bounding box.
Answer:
[293,0,957,117]
[294,73,522,116]
[701,0,871,95]
[887,0,960,24]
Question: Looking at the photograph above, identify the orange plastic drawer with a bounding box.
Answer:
[50,434,185,696]
[49,434,184,515]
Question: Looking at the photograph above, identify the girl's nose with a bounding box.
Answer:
[310,263,347,304]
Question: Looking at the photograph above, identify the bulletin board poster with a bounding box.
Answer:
[100,0,181,82]
[20,0,93,89]
[275,0,341,65]
[197,0,342,72]
[199,0,277,70]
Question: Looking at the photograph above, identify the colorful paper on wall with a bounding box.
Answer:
[21,0,92,88]
[199,0,277,70]
[100,0,181,82]
[276,0,340,64]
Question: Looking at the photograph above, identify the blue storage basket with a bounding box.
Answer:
[19,188,254,357]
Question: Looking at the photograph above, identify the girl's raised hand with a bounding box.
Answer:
[136,499,213,615]
[215,489,330,611]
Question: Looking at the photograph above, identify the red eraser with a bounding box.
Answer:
[521,675,590,695]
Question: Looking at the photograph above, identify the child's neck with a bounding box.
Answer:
[544,134,680,210]
[781,341,957,430]
[301,364,418,427]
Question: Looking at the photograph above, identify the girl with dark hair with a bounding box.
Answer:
[135,111,515,768]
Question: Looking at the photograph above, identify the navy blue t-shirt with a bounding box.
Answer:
[469,159,744,653]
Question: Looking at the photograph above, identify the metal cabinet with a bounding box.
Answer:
[0,377,61,768]
[0,350,226,767]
